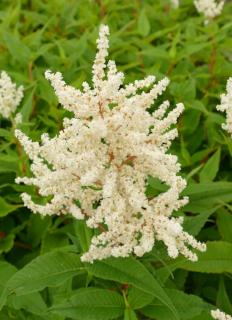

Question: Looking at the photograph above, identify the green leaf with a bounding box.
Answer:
[180,136,192,166]
[0,129,13,140]
[0,197,21,217]
[20,88,35,122]
[170,79,196,103]
[124,309,138,320]
[183,209,216,236]
[0,261,17,297]
[137,9,150,37]
[183,182,232,212]
[3,32,31,65]
[0,308,26,320]
[216,277,232,315]
[127,287,153,310]
[180,241,232,273]
[199,149,221,182]
[41,233,69,254]
[8,292,47,316]
[74,220,93,253]
[27,215,51,248]
[190,100,208,114]
[146,176,169,198]
[217,208,232,242]
[2,251,84,298]
[188,312,212,320]
[180,42,211,58]
[0,234,15,254]
[0,155,19,173]
[51,288,124,320]
[86,257,178,319]
[141,289,210,320]
[182,109,201,135]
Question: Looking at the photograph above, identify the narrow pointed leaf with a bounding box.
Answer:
[4,251,84,296]
[180,241,232,273]
[86,257,178,319]
[51,288,124,320]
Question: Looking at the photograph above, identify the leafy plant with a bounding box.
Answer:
[0,0,232,319]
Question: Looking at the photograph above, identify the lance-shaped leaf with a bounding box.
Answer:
[86,257,178,319]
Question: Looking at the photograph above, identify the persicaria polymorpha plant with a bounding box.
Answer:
[15,25,206,263]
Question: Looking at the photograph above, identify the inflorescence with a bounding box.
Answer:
[15,25,206,263]
[217,77,232,136]
[211,309,232,320]
[194,0,225,23]
[0,71,23,119]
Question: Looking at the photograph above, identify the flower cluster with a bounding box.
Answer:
[170,0,179,8]
[14,112,23,125]
[194,0,225,23]
[211,309,232,320]
[216,78,232,136]
[211,80,232,319]
[15,25,206,263]
[0,71,23,119]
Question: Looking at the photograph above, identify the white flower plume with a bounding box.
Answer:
[211,309,232,320]
[194,0,225,23]
[15,25,206,263]
[170,0,179,8]
[0,71,24,119]
[217,77,232,136]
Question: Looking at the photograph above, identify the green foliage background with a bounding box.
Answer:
[0,0,232,319]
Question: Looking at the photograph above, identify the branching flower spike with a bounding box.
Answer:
[15,25,206,263]
[211,309,232,320]
[194,0,225,23]
[170,0,179,9]
[0,71,24,119]
[216,77,232,135]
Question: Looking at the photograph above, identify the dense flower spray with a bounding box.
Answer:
[211,309,232,320]
[15,25,206,262]
[0,71,23,119]
[216,77,232,135]
[194,0,225,23]
[210,78,232,320]
[170,0,179,8]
